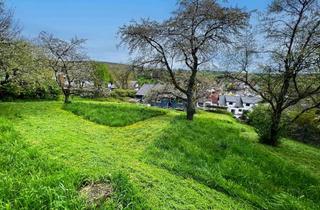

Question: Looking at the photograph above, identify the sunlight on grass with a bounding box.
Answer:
[0,101,319,209]
[144,113,320,209]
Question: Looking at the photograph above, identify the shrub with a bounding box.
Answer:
[247,105,272,142]
[110,89,136,99]
[247,105,286,143]
[285,110,320,146]
[0,83,60,101]
[248,105,320,146]
[207,108,233,116]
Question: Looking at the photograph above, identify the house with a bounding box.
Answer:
[136,84,185,109]
[242,96,262,110]
[136,84,161,101]
[218,95,262,118]
[197,89,220,108]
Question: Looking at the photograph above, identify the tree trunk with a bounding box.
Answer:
[63,88,71,104]
[186,93,195,121]
[264,111,282,146]
[269,119,280,146]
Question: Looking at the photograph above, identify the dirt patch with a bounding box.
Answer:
[80,182,113,205]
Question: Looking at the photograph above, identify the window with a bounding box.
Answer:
[229,102,233,105]
[238,109,242,113]
[231,109,235,114]
[246,103,250,106]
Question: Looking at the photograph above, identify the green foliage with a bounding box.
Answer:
[247,105,273,141]
[247,105,286,144]
[206,108,233,116]
[0,41,60,100]
[92,62,113,86]
[137,76,157,86]
[110,89,136,98]
[63,102,166,127]
[0,82,60,101]
[248,105,320,146]
[0,101,319,209]
[286,109,320,146]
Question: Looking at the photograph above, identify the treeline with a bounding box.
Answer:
[0,1,116,102]
[0,1,59,100]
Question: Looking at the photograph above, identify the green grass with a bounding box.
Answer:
[63,102,166,127]
[0,101,319,209]
[0,117,148,209]
[144,116,320,209]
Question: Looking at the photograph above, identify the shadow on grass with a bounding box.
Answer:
[143,115,320,209]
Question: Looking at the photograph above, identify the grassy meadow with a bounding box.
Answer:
[0,101,319,209]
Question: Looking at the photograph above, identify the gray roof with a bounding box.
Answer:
[225,96,238,102]
[136,84,155,96]
[224,96,242,107]
[219,95,261,108]
[219,95,226,106]
[235,96,243,108]
[136,84,164,97]
[242,96,262,104]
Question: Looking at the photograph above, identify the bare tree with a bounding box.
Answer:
[109,64,133,89]
[0,0,19,43]
[39,32,92,103]
[119,0,248,120]
[227,0,320,146]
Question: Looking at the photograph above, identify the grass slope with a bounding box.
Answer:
[0,101,319,209]
[144,115,320,209]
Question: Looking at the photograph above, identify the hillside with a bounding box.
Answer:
[0,101,319,209]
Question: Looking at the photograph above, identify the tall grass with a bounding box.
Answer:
[64,102,166,127]
[0,118,85,209]
[0,117,148,209]
[144,115,320,209]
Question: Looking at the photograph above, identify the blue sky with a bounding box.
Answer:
[8,0,270,63]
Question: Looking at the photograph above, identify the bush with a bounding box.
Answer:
[247,105,287,143]
[248,105,320,146]
[207,108,233,116]
[247,105,274,142]
[110,89,136,99]
[285,110,320,146]
[0,83,60,101]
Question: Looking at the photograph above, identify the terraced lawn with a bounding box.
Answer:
[0,101,319,209]
[63,102,166,127]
